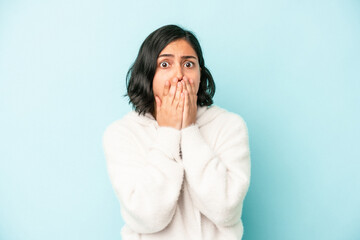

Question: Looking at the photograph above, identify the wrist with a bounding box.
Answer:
[158,121,182,130]
[181,122,197,130]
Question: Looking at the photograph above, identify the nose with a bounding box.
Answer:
[174,63,183,81]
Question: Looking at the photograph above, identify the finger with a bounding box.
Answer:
[184,76,194,95]
[161,81,170,105]
[169,77,178,94]
[178,91,185,112]
[183,76,191,94]
[173,81,183,106]
[170,77,178,90]
[182,77,193,106]
[184,90,189,110]
[168,82,177,104]
[155,95,161,114]
[189,78,196,95]
[181,80,186,92]
[163,80,170,97]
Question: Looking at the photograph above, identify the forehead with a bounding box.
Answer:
[159,39,197,56]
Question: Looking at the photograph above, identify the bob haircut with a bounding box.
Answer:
[125,24,216,116]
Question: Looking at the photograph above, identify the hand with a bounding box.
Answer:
[155,78,185,130]
[181,76,197,129]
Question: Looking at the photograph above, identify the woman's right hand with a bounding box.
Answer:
[155,78,185,130]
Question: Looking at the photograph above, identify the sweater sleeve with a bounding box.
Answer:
[102,123,184,234]
[180,115,251,227]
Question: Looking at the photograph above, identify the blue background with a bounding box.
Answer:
[1,0,359,239]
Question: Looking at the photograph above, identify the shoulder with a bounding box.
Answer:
[199,105,250,151]
[204,105,248,131]
[102,111,144,145]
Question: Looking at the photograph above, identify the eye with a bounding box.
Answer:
[160,61,169,68]
[184,61,194,68]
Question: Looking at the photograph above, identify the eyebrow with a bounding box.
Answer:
[158,54,197,60]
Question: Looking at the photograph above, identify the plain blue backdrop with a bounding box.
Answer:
[1,0,359,239]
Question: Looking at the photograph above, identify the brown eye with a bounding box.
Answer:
[160,62,169,68]
[184,62,194,68]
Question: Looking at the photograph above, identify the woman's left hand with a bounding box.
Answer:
[181,76,198,129]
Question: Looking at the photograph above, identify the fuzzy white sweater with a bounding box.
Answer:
[102,105,251,240]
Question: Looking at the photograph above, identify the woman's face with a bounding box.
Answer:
[152,39,201,101]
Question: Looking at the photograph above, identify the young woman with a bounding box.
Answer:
[102,24,251,240]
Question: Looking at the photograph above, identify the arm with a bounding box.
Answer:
[180,115,251,227]
[103,123,184,233]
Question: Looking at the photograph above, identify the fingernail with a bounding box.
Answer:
[165,81,169,86]
[173,78,177,83]
[177,82,181,87]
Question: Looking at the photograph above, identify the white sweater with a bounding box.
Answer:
[102,105,251,240]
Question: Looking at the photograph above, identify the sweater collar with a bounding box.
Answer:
[128,105,226,128]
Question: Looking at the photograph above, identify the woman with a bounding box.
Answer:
[102,24,251,240]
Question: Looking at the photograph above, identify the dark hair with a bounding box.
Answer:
[125,24,216,115]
